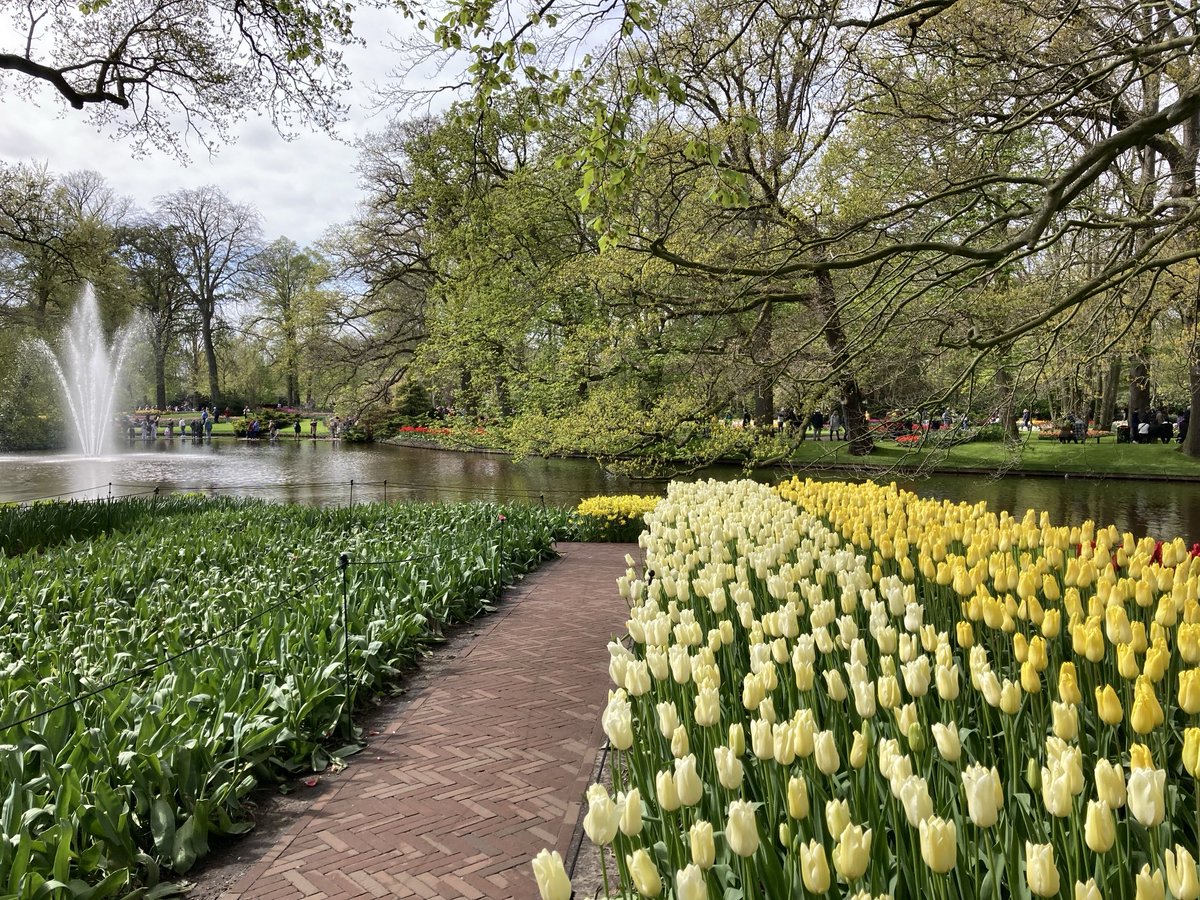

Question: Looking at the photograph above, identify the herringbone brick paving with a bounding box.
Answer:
[218,542,633,900]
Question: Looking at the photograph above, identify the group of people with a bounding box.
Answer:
[1127,408,1190,444]
[727,407,849,441]
[126,412,212,441]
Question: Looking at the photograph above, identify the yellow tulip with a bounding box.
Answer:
[1013,632,1029,662]
[1020,661,1042,694]
[1000,679,1023,714]
[1026,842,1060,898]
[832,824,873,882]
[826,798,851,838]
[850,728,869,769]
[962,764,1001,828]
[1094,759,1126,809]
[674,755,703,807]
[725,800,759,857]
[1075,878,1103,900]
[675,865,706,900]
[1052,701,1079,741]
[1143,644,1169,682]
[627,848,663,898]
[618,788,643,836]
[799,840,831,892]
[1166,846,1200,900]
[1127,767,1166,827]
[1183,728,1200,778]
[1180,669,1200,714]
[956,620,975,648]
[1042,608,1062,639]
[1084,800,1115,853]
[1130,743,1154,769]
[919,817,957,874]
[689,820,715,870]
[1117,643,1140,680]
[814,730,840,775]
[1095,685,1123,726]
[1135,865,1165,900]
[1058,663,1082,705]
[532,849,573,900]
[728,723,745,757]
[787,776,809,820]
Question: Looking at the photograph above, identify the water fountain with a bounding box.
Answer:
[31,284,139,457]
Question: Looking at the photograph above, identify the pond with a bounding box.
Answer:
[2,439,1198,543]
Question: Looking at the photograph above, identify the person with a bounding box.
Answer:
[310,417,318,439]
[166,420,174,439]
[829,409,841,441]
[1130,409,1141,443]
[268,420,278,442]
[1022,407,1032,431]
[204,417,213,440]
[1073,413,1086,444]
[809,408,825,441]
[294,419,302,441]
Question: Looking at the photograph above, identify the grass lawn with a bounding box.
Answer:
[142,417,335,438]
[788,433,1200,479]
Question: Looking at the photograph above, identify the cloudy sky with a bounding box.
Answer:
[0,7,432,249]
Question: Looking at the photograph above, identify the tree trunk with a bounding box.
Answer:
[200,304,219,405]
[1185,355,1200,458]
[1098,359,1121,430]
[286,370,299,407]
[994,354,1020,442]
[154,350,167,410]
[1129,353,1151,418]
[814,271,872,455]
[750,304,774,422]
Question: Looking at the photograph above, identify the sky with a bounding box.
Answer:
[0,7,431,249]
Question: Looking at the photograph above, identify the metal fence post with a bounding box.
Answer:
[339,552,352,727]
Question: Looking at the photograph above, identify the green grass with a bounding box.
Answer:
[786,433,1200,478]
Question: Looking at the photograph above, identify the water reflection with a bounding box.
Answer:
[1,441,1198,543]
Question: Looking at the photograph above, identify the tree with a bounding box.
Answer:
[243,238,334,407]
[155,186,261,405]
[117,222,192,409]
[0,0,357,154]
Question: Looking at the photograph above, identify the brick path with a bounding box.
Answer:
[217,542,633,900]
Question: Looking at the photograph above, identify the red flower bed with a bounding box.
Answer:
[399,425,452,435]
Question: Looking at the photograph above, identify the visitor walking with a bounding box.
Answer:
[829,409,841,441]
[293,419,302,441]
[204,417,213,440]
[1022,408,1032,431]
[310,418,318,439]
[809,408,825,441]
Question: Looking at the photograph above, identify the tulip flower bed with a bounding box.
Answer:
[0,497,565,897]
[535,478,1200,900]
[575,495,663,543]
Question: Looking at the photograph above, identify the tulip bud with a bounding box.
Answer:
[675,755,703,807]
[932,722,960,762]
[726,800,759,857]
[728,723,745,757]
[618,788,643,836]
[799,840,831,893]
[814,730,840,775]
[1084,800,1115,853]
[1026,842,1060,897]
[1094,759,1126,809]
[850,728,869,769]
[1000,679,1022,714]
[1184,728,1200,778]
[1095,685,1123,726]
[1130,743,1154,769]
[919,816,956,873]
[1052,701,1079,741]
[826,798,851,838]
[531,849,572,900]
[1075,879,1103,900]
[787,775,809,820]
[671,725,690,759]
[690,820,715,869]
[714,745,744,791]
[1058,663,1082,705]
[627,848,662,898]
[1181,669,1200,714]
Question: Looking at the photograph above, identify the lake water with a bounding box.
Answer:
[2,439,1198,543]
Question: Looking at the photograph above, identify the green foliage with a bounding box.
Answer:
[0,497,567,892]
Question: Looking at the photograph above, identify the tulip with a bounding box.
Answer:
[1095,685,1123,726]
[671,725,690,759]
[826,798,851,838]
[787,776,809,820]
[690,820,716,870]
[603,690,634,750]
[1130,743,1154,769]
[1084,800,1114,853]
[1180,669,1200,714]
[1166,846,1200,900]
[1041,765,1072,818]
[899,775,933,826]
[694,686,721,727]
[1130,681,1163,734]
[853,678,877,718]
[850,728,869,768]
[656,701,680,739]
[617,788,643,836]
[583,784,619,846]
[962,764,1000,828]
[714,745,744,790]
[675,865,706,900]
[627,848,663,898]
[1128,767,1166,827]
[750,717,773,760]
[814,730,840,775]
[1184,728,1200,778]
[1135,865,1165,900]
[1058,662,1082,705]
[935,663,960,700]
[1026,842,1060,897]
[825,668,848,701]
[833,824,873,882]
[799,840,831,893]
[656,769,680,813]
[877,674,901,709]
[532,850,572,900]
[773,722,796,766]
[919,816,956,874]
[729,723,745,757]
[1075,879,1103,900]
[1000,679,1022,714]
[675,755,703,807]
[1094,759,1126,808]
[1051,701,1079,741]
[726,800,760,857]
